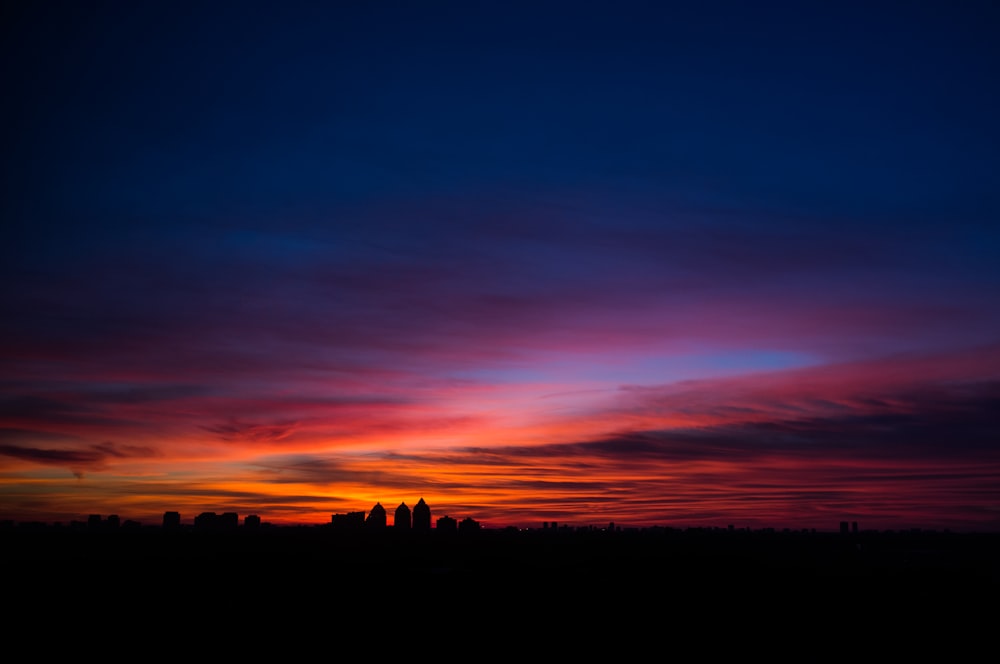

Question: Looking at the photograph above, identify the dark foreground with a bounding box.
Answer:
[4,526,998,649]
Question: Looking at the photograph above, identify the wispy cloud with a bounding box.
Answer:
[0,440,160,478]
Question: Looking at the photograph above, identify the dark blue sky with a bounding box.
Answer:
[6,1,1000,232]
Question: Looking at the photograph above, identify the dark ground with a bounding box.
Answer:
[3,526,997,653]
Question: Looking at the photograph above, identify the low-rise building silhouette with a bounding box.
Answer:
[459,517,481,532]
[195,512,217,529]
[331,511,365,529]
[194,511,240,530]
[85,514,120,530]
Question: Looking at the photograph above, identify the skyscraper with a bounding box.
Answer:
[394,502,411,529]
[413,498,431,531]
[366,502,386,529]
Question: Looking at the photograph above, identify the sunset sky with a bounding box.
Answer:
[3,1,999,531]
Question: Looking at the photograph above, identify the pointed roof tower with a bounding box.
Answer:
[413,497,431,531]
[366,501,387,529]
[394,501,411,529]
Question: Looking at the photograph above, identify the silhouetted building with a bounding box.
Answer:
[459,517,481,532]
[366,502,387,530]
[840,521,849,535]
[245,514,261,529]
[195,512,218,530]
[331,511,365,529]
[395,502,411,529]
[220,512,239,529]
[88,514,102,530]
[413,498,431,531]
[436,515,457,532]
[163,511,181,529]
[106,514,120,529]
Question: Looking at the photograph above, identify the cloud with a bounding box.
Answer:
[225,363,1000,529]
[201,418,301,445]
[0,394,115,427]
[0,440,160,477]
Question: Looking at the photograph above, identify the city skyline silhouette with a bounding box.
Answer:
[5,491,997,653]
[0,494,982,537]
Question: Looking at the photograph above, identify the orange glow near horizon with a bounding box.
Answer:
[0,324,1000,527]
[3,345,999,532]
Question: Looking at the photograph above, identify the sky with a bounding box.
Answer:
[2,0,999,532]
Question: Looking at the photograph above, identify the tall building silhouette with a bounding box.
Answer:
[366,502,387,529]
[394,502,411,529]
[413,498,431,531]
[163,511,181,529]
